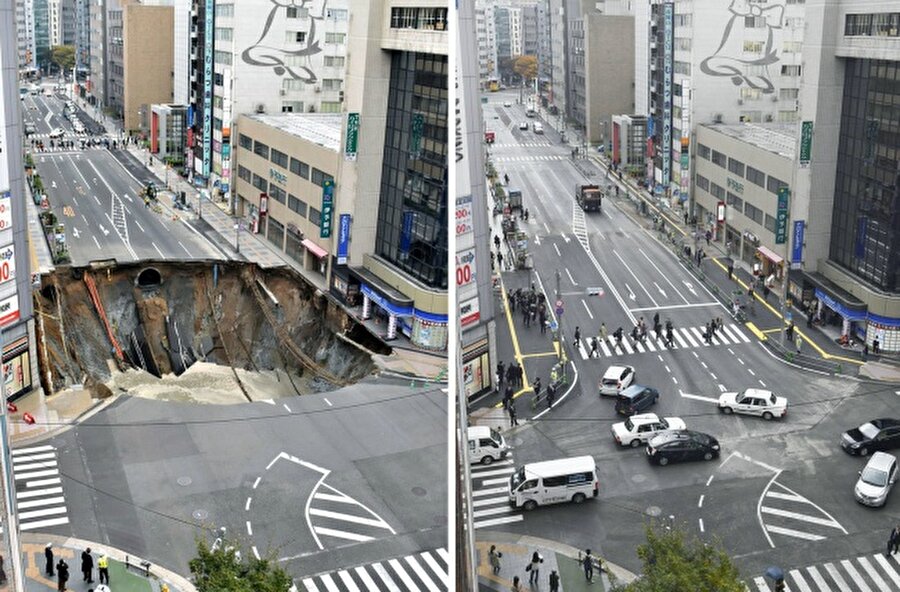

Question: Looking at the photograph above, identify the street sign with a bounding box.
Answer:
[549,320,558,332]
[799,121,813,166]
[775,187,789,244]
[320,179,334,238]
[345,112,359,161]
[555,299,564,316]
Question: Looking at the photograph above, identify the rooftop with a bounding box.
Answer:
[704,122,798,159]
[245,113,342,152]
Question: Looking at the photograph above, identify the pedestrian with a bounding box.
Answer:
[887,526,900,557]
[508,290,517,313]
[82,548,94,583]
[549,570,560,592]
[497,361,505,387]
[704,323,712,345]
[508,400,518,427]
[874,337,881,355]
[683,211,689,225]
[497,251,504,271]
[489,545,502,574]
[795,335,803,354]
[599,323,608,341]
[494,235,501,250]
[763,284,770,301]
[705,230,711,246]
[97,555,109,585]
[546,383,556,409]
[511,575,523,592]
[666,325,674,348]
[589,336,599,358]
[613,327,624,349]
[506,364,515,386]
[516,363,524,388]
[539,309,547,334]
[582,549,594,582]
[45,543,54,577]
[654,321,662,341]
[533,377,542,399]
[727,263,734,281]
[528,551,543,584]
[573,326,581,349]
[56,559,69,592]
[786,322,794,342]
[522,306,530,328]
[807,310,814,328]
[524,208,530,221]
[653,312,660,329]
[862,342,869,361]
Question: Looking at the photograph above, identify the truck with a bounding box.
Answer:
[576,183,602,212]
[507,187,523,212]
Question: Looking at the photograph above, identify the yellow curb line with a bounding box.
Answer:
[521,351,559,359]
[745,322,767,341]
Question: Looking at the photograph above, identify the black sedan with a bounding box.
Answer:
[646,430,720,466]
[841,418,900,456]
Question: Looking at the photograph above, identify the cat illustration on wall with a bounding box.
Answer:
[699,0,785,94]
[241,0,327,83]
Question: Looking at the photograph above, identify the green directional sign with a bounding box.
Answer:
[799,121,813,166]
[775,187,789,244]
[320,179,334,239]
[345,112,359,161]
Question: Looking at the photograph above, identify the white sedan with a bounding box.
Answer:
[718,388,787,420]
[49,127,65,139]
[504,101,512,107]
[518,121,529,130]
[612,413,687,448]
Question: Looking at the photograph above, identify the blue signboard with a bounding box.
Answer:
[320,180,335,238]
[399,211,414,257]
[337,214,351,265]
[791,220,805,264]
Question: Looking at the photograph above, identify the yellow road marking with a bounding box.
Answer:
[521,351,558,359]
[493,277,532,408]
[745,322,767,341]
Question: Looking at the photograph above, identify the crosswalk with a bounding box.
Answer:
[11,444,70,531]
[300,548,449,592]
[307,480,397,546]
[753,551,900,592]
[493,155,566,162]
[470,456,520,530]
[759,480,846,543]
[492,142,553,148]
[573,323,751,360]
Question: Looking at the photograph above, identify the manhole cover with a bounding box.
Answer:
[193,509,208,520]
[177,476,192,486]
[412,487,427,497]
[645,506,662,517]
[632,474,647,483]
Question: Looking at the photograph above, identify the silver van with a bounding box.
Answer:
[854,451,897,507]
[467,426,509,465]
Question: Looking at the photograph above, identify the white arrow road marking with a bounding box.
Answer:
[543,222,550,234]
[51,181,57,189]
[98,223,109,236]
[625,283,636,300]
[534,235,541,245]
[566,268,578,286]
[718,384,727,392]
[72,227,79,238]
[682,280,697,297]
[678,390,719,403]
[553,243,561,257]
[560,233,570,243]
[654,282,667,298]
[582,299,594,319]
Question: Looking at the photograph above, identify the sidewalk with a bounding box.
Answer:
[20,532,194,592]
[476,533,637,592]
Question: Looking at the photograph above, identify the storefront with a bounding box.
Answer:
[462,337,492,403]
[755,245,784,282]
[790,271,870,345]
[3,335,33,401]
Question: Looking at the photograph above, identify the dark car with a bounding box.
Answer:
[614,385,659,416]
[841,418,900,456]
[646,430,720,466]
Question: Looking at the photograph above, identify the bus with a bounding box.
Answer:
[509,456,599,510]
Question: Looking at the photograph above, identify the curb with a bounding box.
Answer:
[11,393,120,447]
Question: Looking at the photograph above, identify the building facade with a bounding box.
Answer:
[611,114,648,171]
[48,0,76,48]
[15,0,36,71]
[121,3,174,131]
[150,104,188,165]
[74,0,90,79]
[33,0,49,73]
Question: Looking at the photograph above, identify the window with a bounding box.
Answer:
[764,213,777,232]
[674,14,692,26]
[726,192,744,212]
[268,183,286,204]
[674,61,691,75]
[786,0,805,4]
[215,3,233,18]
[743,41,764,53]
[712,150,727,168]
[214,27,232,41]
[281,102,304,113]
[282,78,305,91]
[285,31,306,44]
[311,168,334,187]
[674,37,691,51]
[270,148,288,169]
[783,41,802,53]
[695,174,710,192]
[214,50,232,65]
[253,140,269,159]
[322,79,342,91]
[746,166,766,188]
[781,65,802,77]
[779,88,799,101]
[324,56,345,68]
[785,17,804,29]
[697,144,711,160]
[740,87,762,100]
[286,6,308,19]
[778,111,799,122]
[390,7,448,30]
[745,16,766,28]
[711,183,726,199]
[325,32,345,44]
[252,173,267,192]
[767,175,788,195]
[728,158,745,177]
[289,194,307,217]
[326,8,348,20]
[238,134,253,150]
[290,158,309,179]
[237,166,251,182]
[744,202,763,224]
[309,207,321,227]
[320,101,342,113]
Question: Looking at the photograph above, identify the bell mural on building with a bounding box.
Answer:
[241,0,326,83]
[699,0,785,94]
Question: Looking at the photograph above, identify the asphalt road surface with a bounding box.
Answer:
[25,379,447,581]
[475,90,899,581]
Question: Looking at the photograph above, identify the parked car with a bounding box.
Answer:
[854,452,898,507]
[718,388,787,420]
[647,430,720,466]
[519,121,529,130]
[533,122,544,134]
[615,385,660,416]
[599,365,635,396]
[611,413,686,448]
[842,418,900,456]
[48,128,65,139]
[503,101,512,107]
[24,123,36,136]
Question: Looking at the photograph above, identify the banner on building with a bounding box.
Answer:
[202,0,215,178]
[337,214,351,265]
[455,196,474,237]
[775,187,789,245]
[0,244,15,285]
[0,293,19,327]
[456,247,476,289]
[799,121,813,166]
[0,192,12,231]
[320,179,334,238]
[791,220,804,266]
[345,113,359,161]
[662,2,674,186]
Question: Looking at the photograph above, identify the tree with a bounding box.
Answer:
[189,537,294,592]
[513,55,538,83]
[50,45,76,73]
[613,522,746,592]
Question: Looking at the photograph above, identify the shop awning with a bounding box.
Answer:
[756,246,783,265]
[349,266,414,315]
[301,238,328,259]
[796,270,867,320]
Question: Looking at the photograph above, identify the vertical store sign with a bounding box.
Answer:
[202,0,214,178]
[320,179,334,238]
[775,187,789,244]
[679,79,690,202]
[791,220,804,266]
[799,121,813,167]
[662,2,674,186]
[336,214,351,265]
[345,113,359,161]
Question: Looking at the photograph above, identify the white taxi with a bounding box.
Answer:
[718,388,787,420]
[611,413,686,448]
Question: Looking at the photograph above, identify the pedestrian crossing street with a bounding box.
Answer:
[492,142,553,148]
[493,155,566,163]
[753,551,900,592]
[11,444,70,531]
[307,481,397,546]
[300,548,449,592]
[470,456,520,530]
[573,323,751,360]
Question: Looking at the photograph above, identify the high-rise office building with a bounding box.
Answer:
[15,0,36,71]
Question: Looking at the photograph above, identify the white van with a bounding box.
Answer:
[508,456,599,510]
[533,122,544,134]
[467,426,510,465]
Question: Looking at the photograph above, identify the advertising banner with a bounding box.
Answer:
[455,195,474,237]
[456,247,476,289]
[337,214,351,265]
[399,210,414,257]
[0,293,19,327]
[202,0,214,178]
[775,187,789,244]
[799,121,813,167]
[0,192,12,231]
[0,244,15,285]
[319,179,334,238]
[345,113,359,161]
[791,220,804,265]
[662,3,674,186]
[459,296,480,328]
